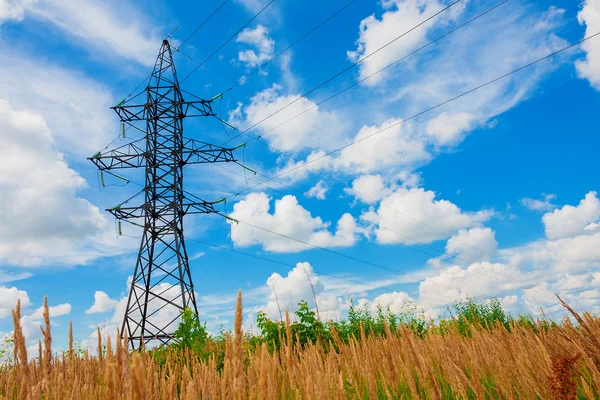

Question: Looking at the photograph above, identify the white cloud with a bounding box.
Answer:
[520,193,557,212]
[4,0,159,66]
[542,191,600,239]
[522,282,558,312]
[305,180,328,200]
[445,227,498,264]
[362,187,492,245]
[425,112,477,147]
[332,118,431,174]
[0,47,120,158]
[418,261,520,312]
[585,222,600,232]
[553,273,592,292]
[0,270,32,284]
[29,303,71,320]
[356,291,414,315]
[0,0,34,22]
[345,172,423,204]
[348,0,458,86]
[576,0,600,90]
[90,282,193,346]
[236,24,274,71]
[228,193,359,252]
[0,100,123,266]
[229,84,346,153]
[85,291,119,314]
[507,232,600,276]
[262,262,325,320]
[0,286,31,318]
[345,174,392,204]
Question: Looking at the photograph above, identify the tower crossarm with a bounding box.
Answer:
[89,137,240,170]
[107,199,223,220]
[111,99,216,122]
[182,137,240,164]
[88,138,147,170]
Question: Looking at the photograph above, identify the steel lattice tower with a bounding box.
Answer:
[89,40,241,349]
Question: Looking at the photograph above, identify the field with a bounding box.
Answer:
[1,293,599,399]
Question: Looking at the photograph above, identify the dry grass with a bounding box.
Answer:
[1,293,599,399]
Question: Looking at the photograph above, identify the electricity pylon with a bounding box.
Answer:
[89,39,242,349]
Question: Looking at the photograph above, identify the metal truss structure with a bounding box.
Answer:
[89,39,241,349]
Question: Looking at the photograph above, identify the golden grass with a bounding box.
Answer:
[1,293,599,399]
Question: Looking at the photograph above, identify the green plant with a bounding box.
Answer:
[172,306,209,352]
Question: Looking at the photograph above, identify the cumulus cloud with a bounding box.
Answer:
[345,172,423,204]
[236,24,275,71]
[542,191,600,239]
[345,174,392,204]
[228,193,359,252]
[520,193,557,212]
[86,291,119,314]
[348,0,460,86]
[2,0,159,65]
[576,0,600,90]
[0,286,31,318]
[445,227,498,264]
[0,100,123,266]
[261,262,327,320]
[361,187,492,245]
[332,118,431,174]
[425,112,477,147]
[88,282,195,346]
[305,180,328,200]
[418,261,520,313]
[229,84,346,153]
[508,232,600,276]
[29,303,71,319]
[0,47,120,158]
[356,291,414,315]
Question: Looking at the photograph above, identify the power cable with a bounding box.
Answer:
[185,237,567,319]
[210,31,600,262]
[178,0,230,49]
[111,170,551,312]
[115,0,229,108]
[180,0,277,84]
[221,0,462,145]
[241,0,508,145]
[223,0,357,93]
[185,237,489,313]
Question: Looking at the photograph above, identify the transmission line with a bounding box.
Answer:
[222,0,462,145]
[178,0,230,48]
[223,0,357,93]
[180,0,277,84]
[210,30,600,263]
[243,0,508,144]
[184,237,519,315]
[111,165,538,311]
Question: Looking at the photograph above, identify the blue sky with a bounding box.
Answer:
[0,0,599,353]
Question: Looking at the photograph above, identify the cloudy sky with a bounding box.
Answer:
[0,0,599,352]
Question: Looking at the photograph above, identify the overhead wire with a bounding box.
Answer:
[184,237,568,319]
[197,0,523,266]
[184,237,501,315]
[177,0,230,49]
[109,169,536,310]
[221,0,462,146]
[114,0,229,108]
[222,0,358,93]
[208,29,600,264]
[109,153,558,314]
[180,0,277,84]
